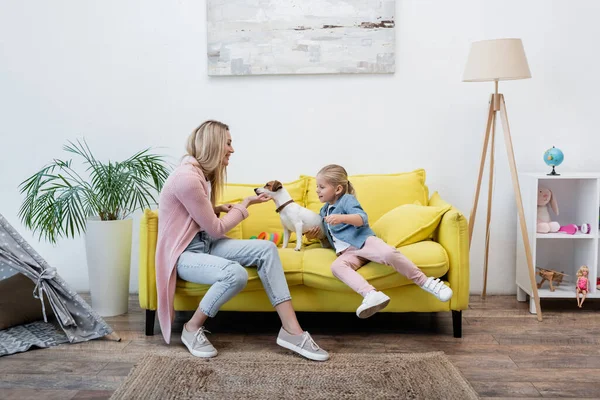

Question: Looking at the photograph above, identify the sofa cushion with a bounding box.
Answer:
[372,203,451,248]
[175,247,304,296]
[302,241,449,292]
[302,169,429,224]
[221,178,308,240]
[428,191,447,207]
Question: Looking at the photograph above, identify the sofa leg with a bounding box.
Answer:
[145,309,156,336]
[452,310,462,338]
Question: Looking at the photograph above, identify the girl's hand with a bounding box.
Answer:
[242,193,271,208]
[324,214,345,225]
[305,226,324,240]
[216,204,234,214]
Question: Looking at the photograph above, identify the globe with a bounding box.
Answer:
[543,146,564,176]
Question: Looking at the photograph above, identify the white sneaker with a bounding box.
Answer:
[276,328,330,362]
[421,277,453,302]
[181,324,218,358]
[356,290,390,319]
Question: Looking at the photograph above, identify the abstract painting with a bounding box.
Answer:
[207,0,396,76]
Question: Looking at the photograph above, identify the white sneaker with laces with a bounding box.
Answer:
[276,328,329,361]
[356,290,391,319]
[420,277,453,302]
[181,324,218,358]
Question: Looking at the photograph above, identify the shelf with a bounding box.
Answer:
[521,172,600,179]
[536,232,597,239]
[536,283,600,299]
[515,173,600,314]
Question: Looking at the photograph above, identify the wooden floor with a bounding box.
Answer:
[1,295,600,399]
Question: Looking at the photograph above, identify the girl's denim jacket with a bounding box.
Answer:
[319,194,375,250]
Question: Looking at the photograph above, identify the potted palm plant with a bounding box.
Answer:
[19,139,171,316]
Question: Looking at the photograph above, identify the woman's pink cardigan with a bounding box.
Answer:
[155,156,248,343]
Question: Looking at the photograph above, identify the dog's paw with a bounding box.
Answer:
[294,247,301,252]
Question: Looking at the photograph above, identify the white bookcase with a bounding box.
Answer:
[515,173,600,314]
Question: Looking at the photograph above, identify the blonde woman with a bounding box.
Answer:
[155,120,328,361]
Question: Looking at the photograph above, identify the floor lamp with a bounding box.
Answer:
[463,38,543,321]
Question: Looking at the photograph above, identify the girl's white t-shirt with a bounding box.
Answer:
[327,204,351,254]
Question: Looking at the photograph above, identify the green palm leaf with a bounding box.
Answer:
[18,139,171,243]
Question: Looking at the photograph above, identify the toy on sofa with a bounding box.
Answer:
[576,265,590,308]
[249,232,282,245]
[558,223,591,235]
[537,186,560,233]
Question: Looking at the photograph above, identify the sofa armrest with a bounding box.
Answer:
[138,209,159,310]
[433,203,470,310]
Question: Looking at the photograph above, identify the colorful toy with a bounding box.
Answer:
[536,267,567,292]
[576,265,589,308]
[558,223,591,235]
[537,186,560,233]
[249,232,282,245]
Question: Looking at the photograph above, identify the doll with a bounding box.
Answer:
[576,265,589,308]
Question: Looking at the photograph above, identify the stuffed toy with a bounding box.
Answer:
[537,186,560,233]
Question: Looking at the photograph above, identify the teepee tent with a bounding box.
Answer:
[0,213,118,356]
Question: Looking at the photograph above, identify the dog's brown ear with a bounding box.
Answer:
[272,180,282,191]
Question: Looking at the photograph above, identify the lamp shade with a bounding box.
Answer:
[463,38,531,82]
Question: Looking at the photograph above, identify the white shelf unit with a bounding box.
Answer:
[515,173,600,314]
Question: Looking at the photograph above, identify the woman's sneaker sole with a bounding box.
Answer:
[357,298,390,319]
[276,338,330,361]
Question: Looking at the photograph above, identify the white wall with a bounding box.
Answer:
[1,0,599,294]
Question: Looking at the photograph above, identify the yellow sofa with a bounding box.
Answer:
[138,169,469,338]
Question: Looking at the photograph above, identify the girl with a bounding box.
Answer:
[306,164,453,318]
[155,120,328,361]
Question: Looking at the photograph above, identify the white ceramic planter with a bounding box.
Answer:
[85,217,133,317]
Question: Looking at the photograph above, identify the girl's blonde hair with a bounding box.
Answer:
[577,265,589,277]
[186,120,229,205]
[317,164,355,196]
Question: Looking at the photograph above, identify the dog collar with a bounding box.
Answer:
[275,200,294,213]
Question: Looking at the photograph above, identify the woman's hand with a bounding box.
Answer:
[241,193,271,208]
[215,204,234,214]
[304,226,324,240]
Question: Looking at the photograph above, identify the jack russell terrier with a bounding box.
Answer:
[254,180,324,251]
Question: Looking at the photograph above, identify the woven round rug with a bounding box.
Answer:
[110,350,477,399]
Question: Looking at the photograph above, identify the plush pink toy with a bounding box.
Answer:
[537,186,560,233]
